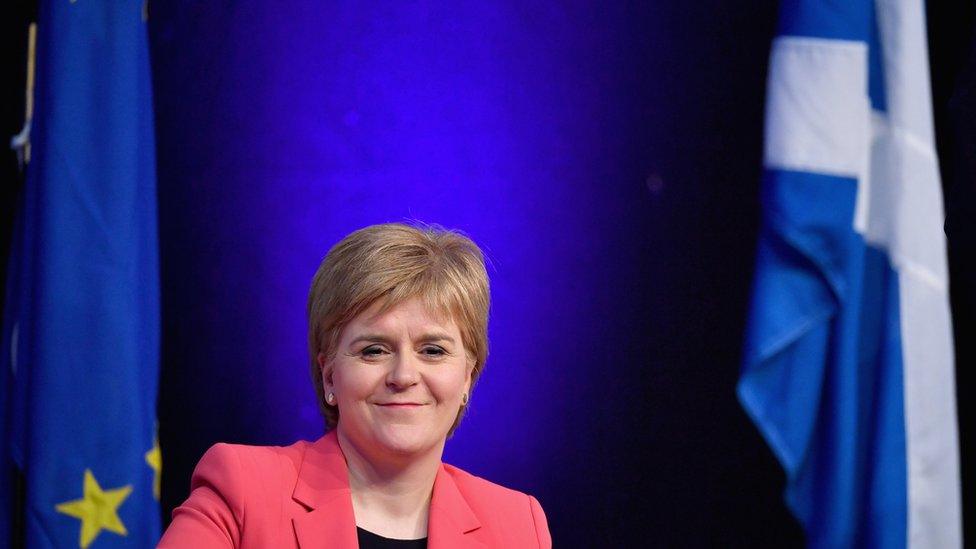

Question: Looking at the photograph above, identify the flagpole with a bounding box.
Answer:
[10,22,35,172]
[5,10,37,549]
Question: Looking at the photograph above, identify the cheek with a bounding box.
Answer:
[331,362,379,396]
[429,368,470,401]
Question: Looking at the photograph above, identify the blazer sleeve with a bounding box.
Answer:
[529,495,552,549]
[157,443,246,548]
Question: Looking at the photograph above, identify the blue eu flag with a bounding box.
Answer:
[0,1,162,547]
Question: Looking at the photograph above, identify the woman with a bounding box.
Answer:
[158,223,552,548]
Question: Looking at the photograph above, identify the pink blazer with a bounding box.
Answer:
[158,431,551,548]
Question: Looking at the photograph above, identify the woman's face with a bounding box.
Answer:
[321,297,473,460]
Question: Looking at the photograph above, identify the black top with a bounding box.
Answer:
[356,527,428,549]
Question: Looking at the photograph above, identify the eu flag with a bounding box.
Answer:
[0,1,162,547]
[738,0,961,547]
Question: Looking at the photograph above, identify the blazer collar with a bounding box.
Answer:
[291,431,358,548]
[291,431,484,549]
[428,464,484,548]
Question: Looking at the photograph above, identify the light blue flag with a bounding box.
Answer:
[738,0,961,547]
[0,1,162,547]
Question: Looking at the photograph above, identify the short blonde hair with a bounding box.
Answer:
[307,222,490,431]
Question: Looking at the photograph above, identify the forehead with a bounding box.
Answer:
[344,296,459,334]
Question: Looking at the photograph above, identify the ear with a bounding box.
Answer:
[463,359,475,395]
[317,352,334,392]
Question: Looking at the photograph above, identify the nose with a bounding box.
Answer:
[386,352,420,389]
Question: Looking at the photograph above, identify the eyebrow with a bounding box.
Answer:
[347,333,457,347]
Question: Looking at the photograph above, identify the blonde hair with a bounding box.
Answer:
[307,222,490,431]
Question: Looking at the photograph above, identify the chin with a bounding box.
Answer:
[370,423,446,456]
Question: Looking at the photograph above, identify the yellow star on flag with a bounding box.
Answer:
[55,469,132,549]
[145,437,162,500]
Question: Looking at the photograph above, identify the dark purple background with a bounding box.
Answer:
[148,4,794,545]
[2,1,970,547]
[144,2,975,546]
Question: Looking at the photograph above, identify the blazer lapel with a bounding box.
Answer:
[291,432,486,548]
[427,465,486,549]
[291,432,359,549]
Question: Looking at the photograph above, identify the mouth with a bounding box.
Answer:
[375,402,425,408]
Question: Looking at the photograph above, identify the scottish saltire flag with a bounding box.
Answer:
[738,0,962,547]
[0,1,162,548]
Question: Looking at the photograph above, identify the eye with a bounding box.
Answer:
[360,345,388,359]
[420,345,447,358]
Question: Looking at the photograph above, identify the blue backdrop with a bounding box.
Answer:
[148,1,798,545]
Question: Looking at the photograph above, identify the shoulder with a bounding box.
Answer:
[441,463,530,505]
[441,464,551,548]
[186,440,308,501]
[159,439,315,548]
[193,439,309,487]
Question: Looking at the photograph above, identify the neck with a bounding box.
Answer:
[336,429,443,539]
